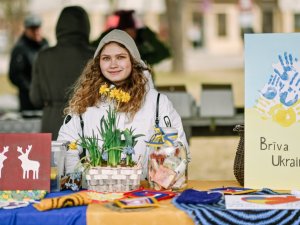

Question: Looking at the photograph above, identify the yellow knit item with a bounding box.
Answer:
[33,191,91,211]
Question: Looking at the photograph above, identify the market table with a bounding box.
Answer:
[0,180,240,225]
[87,180,240,225]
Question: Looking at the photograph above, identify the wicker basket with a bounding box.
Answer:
[233,124,244,186]
[85,166,142,192]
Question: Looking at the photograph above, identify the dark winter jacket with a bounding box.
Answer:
[9,34,48,111]
[30,6,94,140]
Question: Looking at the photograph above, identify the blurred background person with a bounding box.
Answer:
[187,23,202,48]
[8,14,48,116]
[30,6,94,140]
[91,9,171,81]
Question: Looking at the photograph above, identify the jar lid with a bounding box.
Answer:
[51,140,68,150]
[51,140,68,146]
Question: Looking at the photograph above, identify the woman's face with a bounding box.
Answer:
[99,42,132,84]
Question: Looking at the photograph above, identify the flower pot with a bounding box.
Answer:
[85,166,142,192]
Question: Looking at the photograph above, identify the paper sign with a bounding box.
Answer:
[0,133,51,191]
[245,33,300,189]
[225,195,300,209]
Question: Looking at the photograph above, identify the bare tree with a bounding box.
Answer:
[0,0,28,52]
[165,0,185,73]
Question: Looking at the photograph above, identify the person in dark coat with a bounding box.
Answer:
[30,6,94,140]
[9,14,48,113]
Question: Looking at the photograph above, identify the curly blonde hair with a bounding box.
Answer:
[64,42,150,117]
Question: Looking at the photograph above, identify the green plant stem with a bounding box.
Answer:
[126,155,132,166]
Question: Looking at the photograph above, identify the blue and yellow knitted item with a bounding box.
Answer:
[173,189,300,225]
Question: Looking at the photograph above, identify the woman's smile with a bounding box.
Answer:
[108,70,122,75]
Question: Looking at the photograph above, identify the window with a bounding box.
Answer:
[217,13,227,36]
[294,14,300,32]
[262,11,273,33]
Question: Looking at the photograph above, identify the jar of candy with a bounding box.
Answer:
[147,127,188,190]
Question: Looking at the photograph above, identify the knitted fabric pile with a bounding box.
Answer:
[172,189,300,225]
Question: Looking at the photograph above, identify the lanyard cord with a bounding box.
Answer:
[155,93,160,127]
[79,114,86,159]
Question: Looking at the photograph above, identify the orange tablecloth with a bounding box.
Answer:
[87,180,240,225]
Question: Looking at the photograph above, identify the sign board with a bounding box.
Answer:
[245,33,300,189]
[0,133,51,191]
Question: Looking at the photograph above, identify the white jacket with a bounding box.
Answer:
[58,85,190,177]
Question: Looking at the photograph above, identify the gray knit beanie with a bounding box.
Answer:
[24,14,42,28]
[94,29,141,63]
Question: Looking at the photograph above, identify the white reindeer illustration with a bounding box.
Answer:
[0,146,9,179]
[17,145,40,179]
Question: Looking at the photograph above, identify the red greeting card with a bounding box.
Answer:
[0,133,51,191]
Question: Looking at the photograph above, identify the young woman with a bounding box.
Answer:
[57,29,190,177]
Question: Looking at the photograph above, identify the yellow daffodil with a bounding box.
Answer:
[68,141,77,150]
[100,86,131,104]
[99,84,110,95]
[109,88,120,99]
[115,90,123,102]
[2,194,8,199]
[121,91,131,103]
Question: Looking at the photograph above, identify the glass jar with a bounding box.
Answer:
[51,141,67,192]
[147,127,188,190]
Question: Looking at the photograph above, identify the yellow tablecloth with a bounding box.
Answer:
[87,180,240,225]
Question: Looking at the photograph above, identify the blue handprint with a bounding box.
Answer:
[263,87,277,99]
[261,74,280,100]
[274,52,298,81]
[279,92,298,106]
[279,72,300,107]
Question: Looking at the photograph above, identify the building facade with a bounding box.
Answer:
[1,0,300,58]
